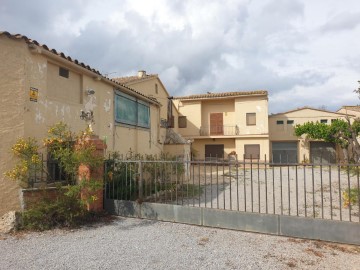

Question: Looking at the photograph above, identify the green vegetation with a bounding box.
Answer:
[5,122,104,231]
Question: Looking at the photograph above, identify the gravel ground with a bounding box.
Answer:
[1,217,359,270]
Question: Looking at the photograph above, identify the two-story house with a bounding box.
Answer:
[172,91,269,160]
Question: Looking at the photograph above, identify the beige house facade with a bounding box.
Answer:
[337,106,360,118]
[172,91,270,160]
[0,32,177,215]
[269,107,353,164]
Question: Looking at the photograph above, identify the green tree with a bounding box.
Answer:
[294,119,360,162]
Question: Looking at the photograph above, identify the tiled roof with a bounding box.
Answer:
[340,106,360,112]
[0,31,159,104]
[173,90,268,100]
[270,106,355,117]
[114,74,158,84]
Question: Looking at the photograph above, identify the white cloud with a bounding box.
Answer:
[1,0,360,113]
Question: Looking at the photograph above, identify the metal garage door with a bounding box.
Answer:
[272,142,298,164]
[205,144,224,160]
[310,142,336,164]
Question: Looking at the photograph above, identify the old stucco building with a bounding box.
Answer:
[0,32,180,215]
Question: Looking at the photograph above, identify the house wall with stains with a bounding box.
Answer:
[0,35,163,215]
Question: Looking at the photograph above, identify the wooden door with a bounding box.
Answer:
[210,113,223,135]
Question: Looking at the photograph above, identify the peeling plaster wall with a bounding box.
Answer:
[0,36,26,215]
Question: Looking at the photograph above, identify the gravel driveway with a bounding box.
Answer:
[1,217,359,270]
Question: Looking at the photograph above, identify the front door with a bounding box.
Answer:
[210,113,223,135]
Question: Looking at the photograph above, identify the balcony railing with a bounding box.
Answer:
[199,125,239,136]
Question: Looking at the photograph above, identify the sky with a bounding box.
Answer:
[1,0,360,113]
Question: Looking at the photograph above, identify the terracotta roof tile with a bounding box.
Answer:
[0,31,159,104]
[114,74,158,84]
[340,106,360,112]
[173,90,268,100]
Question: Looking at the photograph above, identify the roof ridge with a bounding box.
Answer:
[0,31,159,105]
[173,90,268,100]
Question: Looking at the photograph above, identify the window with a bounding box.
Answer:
[115,91,150,128]
[155,84,158,94]
[287,120,294,124]
[59,67,69,78]
[167,116,174,128]
[331,119,336,123]
[276,120,284,125]
[320,119,328,124]
[244,144,260,159]
[178,116,187,128]
[246,113,256,126]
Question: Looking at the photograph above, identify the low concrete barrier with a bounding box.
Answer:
[106,199,360,245]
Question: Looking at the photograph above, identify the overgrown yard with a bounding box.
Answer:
[1,217,359,270]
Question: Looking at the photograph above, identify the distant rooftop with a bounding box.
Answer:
[270,106,355,117]
[173,90,268,100]
[114,70,158,84]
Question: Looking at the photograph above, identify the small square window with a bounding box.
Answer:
[244,144,260,159]
[320,119,328,124]
[287,120,294,124]
[276,120,284,125]
[178,116,187,128]
[59,67,69,78]
[246,113,256,126]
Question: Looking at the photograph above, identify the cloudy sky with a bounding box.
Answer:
[1,0,360,113]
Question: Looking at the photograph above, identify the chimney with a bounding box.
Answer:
[138,70,146,78]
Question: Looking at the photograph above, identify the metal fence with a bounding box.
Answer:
[104,157,360,223]
[27,154,76,188]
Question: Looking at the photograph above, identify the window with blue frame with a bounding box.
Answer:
[115,91,150,128]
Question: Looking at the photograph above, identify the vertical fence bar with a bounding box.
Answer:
[173,161,176,204]
[138,161,143,201]
[320,161,324,219]
[303,163,307,217]
[223,160,226,210]
[192,160,195,207]
[181,160,185,206]
[204,159,207,208]
[250,156,254,212]
[280,165,283,215]
[347,165,351,222]
[187,158,189,206]
[288,164,291,215]
[358,164,360,222]
[272,158,275,214]
[210,157,213,209]
[257,158,260,213]
[296,165,299,217]
[329,164,333,220]
[155,162,158,203]
[243,154,246,212]
[216,157,219,209]
[265,155,268,214]
[338,164,342,221]
[198,162,201,207]
[229,159,232,211]
[236,158,239,211]
[312,164,315,218]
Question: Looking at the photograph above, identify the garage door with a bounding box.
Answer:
[310,142,336,164]
[272,142,298,164]
[205,144,224,160]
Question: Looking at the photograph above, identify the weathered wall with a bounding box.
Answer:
[0,36,163,214]
[0,36,26,216]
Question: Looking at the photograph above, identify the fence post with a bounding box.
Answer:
[138,160,143,200]
[78,135,107,212]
